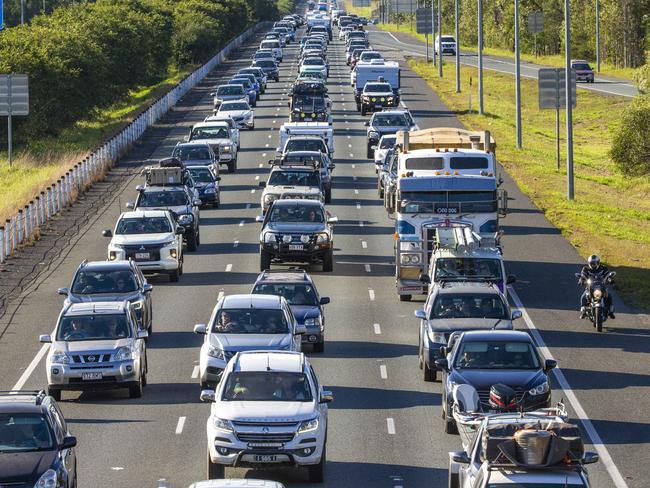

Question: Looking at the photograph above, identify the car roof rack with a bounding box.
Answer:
[0,390,47,404]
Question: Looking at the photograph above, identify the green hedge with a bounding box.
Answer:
[611,94,650,176]
[0,0,284,142]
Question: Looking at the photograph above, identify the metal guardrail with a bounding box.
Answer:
[0,22,271,264]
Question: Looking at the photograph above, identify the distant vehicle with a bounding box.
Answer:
[186,165,221,208]
[571,59,595,83]
[435,35,457,55]
[252,59,280,82]
[216,100,255,130]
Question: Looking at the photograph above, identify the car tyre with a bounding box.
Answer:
[169,267,180,283]
[129,378,143,399]
[313,341,325,353]
[325,186,332,203]
[260,250,272,271]
[445,417,458,435]
[228,160,237,173]
[361,105,367,116]
[322,250,334,272]
[423,361,436,382]
[48,388,61,401]
[399,294,412,302]
[207,449,225,479]
[366,144,373,159]
[448,471,460,488]
[213,197,220,209]
[378,179,384,198]
[186,231,198,252]
[308,446,325,483]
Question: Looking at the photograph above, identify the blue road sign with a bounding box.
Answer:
[0,0,4,30]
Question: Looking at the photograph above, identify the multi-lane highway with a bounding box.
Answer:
[369,29,639,98]
[0,16,648,488]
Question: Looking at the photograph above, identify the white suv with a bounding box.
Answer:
[201,351,332,482]
[193,294,306,388]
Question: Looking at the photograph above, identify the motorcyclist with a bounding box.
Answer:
[579,255,614,319]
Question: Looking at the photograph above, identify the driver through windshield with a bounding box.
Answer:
[211,309,289,334]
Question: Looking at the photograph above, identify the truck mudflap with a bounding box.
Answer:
[395,237,428,296]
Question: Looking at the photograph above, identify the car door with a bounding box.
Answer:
[286,305,301,351]
[50,404,76,486]
[129,308,146,367]
[309,365,327,424]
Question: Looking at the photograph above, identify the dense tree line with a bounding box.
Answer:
[0,0,292,141]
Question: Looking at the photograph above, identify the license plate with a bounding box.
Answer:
[135,252,150,260]
[81,372,103,381]
[254,455,277,462]
[289,244,303,251]
[374,104,383,108]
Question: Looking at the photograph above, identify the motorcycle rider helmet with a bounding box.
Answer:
[588,254,600,270]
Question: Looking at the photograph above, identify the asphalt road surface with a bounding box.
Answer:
[0,20,648,488]
[369,29,639,99]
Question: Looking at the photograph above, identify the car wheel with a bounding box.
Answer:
[308,446,325,482]
[169,268,180,283]
[448,471,460,488]
[186,231,198,252]
[325,186,332,203]
[128,379,143,399]
[322,250,334,272]
[250,123,255,130]
[366,144,373,159]
[313,341,325,353]
[399,294,412,302]
[423,361,436,382]
[378,178,384,198]
[361,105,367,116]
[260,250,272,271]
[445,417,458,435]
[48,388,61,401]
[141,366,147,387]
[213,197,220,209]
[207,449,225,479]
[179,258,184,276]
[228,160,236,173]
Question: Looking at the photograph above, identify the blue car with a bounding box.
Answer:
[251,268,330,352]
[226,79,257,107]
[233,74,260,97]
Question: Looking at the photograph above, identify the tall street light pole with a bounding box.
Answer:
[565,0,574,200]
[438,0,442,77]
[478,0,484,114]
[515,0,522,148]
[455,0,460,92]
[595,0,601,72]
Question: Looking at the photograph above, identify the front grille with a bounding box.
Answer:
[72,353,111,363]
[70,365,114,370]
[122,244,162,262]
[476,387,526,406]
[236,432,295,443]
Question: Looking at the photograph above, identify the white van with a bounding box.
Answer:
[260,40,283,62]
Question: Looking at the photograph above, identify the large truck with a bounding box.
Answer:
[352,59,400,108]
[390,128,508,301]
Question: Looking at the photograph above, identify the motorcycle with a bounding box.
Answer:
[575,271,616,332]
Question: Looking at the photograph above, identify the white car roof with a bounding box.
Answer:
[193,121,230,129]
[64,301,126,316]
[119,210,169,219]
[234,351,304,373]
[221,293,283,309]
[189,480,285,488]
[487,469,584,485]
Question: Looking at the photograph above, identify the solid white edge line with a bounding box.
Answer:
[508,286,629,488]
[175,416,186,435]
[386,417,396,434]
[12,344,49,390]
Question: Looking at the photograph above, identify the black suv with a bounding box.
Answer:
[0,391,77,487]
[257,200,338,272]
[251,269,330,352]
[359,81,399,115]
[365,109,418,158]
[58,259,154,335]
[290,94,331,123]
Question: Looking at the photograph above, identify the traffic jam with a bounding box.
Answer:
[0,1,609,488]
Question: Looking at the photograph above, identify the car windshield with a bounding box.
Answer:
[116,216,172,234]
[573,63,591,70]
[231,79,251,88]
[217,86,244,96]
[191,127,229,139]
[71,269,138,294]
[454,341,540,369]
[399,190,497,214]
[222,372,313,402]
[269,205,325,223]
[432,294,508,319]
[0,414,55,452]
[441,36,456,42]
[239,69,257,76]
[220,102,250,111]
[255,52,273,59]
[188,167,214,183]
[365,83,392,93]
[404,157,444,170]
[285,139,326,153]
[294,95,325,107]
[304,58,324,66]
[138,191,189,207]
[256,60,276,68]
[373,114,409,126]
[253,283,318,306]
[361,52,382,61]
[173,146,212,161]
[268,170,320,187]
[211,308,288,334]
[282,154,322,166]
[435,257,502,281]
[57,314,131,341]
[379,137,396,149]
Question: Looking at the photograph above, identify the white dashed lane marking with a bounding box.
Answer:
[368,289,375,301]
[175,417,186,435]
[387,418,396,434]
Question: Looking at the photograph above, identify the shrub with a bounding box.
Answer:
[610,94,650,176]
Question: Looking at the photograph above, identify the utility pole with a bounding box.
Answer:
[455,0,460,92]
[477,0,484,114]
[432,0,436,67]
[437,0,442,77]
[515,0,522,148]
[565,0,574,200]
[20,0,25,24]
[595,0,600,72]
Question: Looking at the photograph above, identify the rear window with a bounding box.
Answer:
[262,41,280,49]
[449,157,489,170]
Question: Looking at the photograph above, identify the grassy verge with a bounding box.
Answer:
[0,67,194,223]
[409,59,650,311]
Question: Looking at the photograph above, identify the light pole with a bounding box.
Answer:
[595,0,600,72]
[455,0,460,92]
[432,0,436,67]
[565,0,574,200]
[478,0,484,114]
[437,0,442,77]
[515,0,522,148]
[20,0,25,25]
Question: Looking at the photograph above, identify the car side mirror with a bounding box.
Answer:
[511,310,522,320]
[183,135,190,142]
[39,334,52,344]
[370,145,377,151]
[364,121,369,126]
[126,202,134,209]
[544,359,557,371]
[320,296,330,305]
[143,283,153,293]
[194,324,207,335]
[61,436,77,449]
[215,176,221,181]
[102,229,113,238]
[200,389,216,403]
[451,450,470,464]
[583,452,599,465]
[57,287,69,296]
[506,274,517,285]
[327,216,338,224]
[259,181,267,188]
[137,329,149,339]
[414,310,426,320]
[255,215,265,223]
[439,346,447,357]
[176,227,185,235]
[295,323,307,335]
[418,273,431,284]
[434,358,449,371]
[328,163,336,170]
[319,389,333,403]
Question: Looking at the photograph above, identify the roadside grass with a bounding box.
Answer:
[409,59,650,311]
[0,66,194,224]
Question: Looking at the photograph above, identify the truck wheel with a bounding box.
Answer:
[322,250,334,272]
[186,231,198,252]
[260,250,272,271]
[207,450,225,479]
[308,446,325,482]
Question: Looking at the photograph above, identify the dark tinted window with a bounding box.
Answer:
[72,269,138,294]
[173,146,212,161]
[268,171,320,187]
[364,83,392,93]
[449,157,489,170]
[572,63,591,71]
[211,308,288,334]
[432,294,507,319]
[269,205,324,223]
[191,127,229,139]
[217,86,244,95]
[404,157,444,170]
[373,114,408,126]
[0,414,55,452]
[138,191,189,207]
[379,137,396,149]
[188,167,214,183]
[435,258,502,281]
[253,283,318,306]
[116,216,172,234]
[285,139,326,153]
[57,314,131,341]
[454,341,540,369]
[222,372,313,402]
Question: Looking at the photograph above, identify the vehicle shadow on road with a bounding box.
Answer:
[72,382,202,405]
[173,271,260,287]
[328,385,441,410]
[321,340,417,359]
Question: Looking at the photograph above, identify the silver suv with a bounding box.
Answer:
[40,301,148,400]
[194,294,306,388]
[201,351,332,481]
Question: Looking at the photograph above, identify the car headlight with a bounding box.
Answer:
[368,130,380,139]
[178,213,194,225]
[298,417,319,433]
[114,346,133,361]
[221,145,232,152]
[282,234,292,244]
[51,350,71,365]
[213,417,233,432]
[208,346,225,360]
[428,330,446,344]
[316,232,329,243]
[593,289,603,299]
[131,299,144,310]
[204,186,216,194]
[300,234,311,244]
[34,468,58,488]
[304,317,320,327]
[528,381,550,396]
[362,96,370,101]
[400,253,421,265]
[264,232,277,244]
